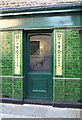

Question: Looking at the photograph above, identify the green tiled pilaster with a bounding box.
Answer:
[54,79,65,102]
[53,28,82,102]
[1,30,23,100]
[12,79,23,99]
[2,31,12,76]
[65,28,82,78]
[54,79,81,102]
[65,80,81,102]
[2,78,12,98]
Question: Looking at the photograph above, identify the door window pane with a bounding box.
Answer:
[30,41,40,55]
[30,34,51,72]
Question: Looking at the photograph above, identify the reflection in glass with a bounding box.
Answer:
[30,41,40,55]
[30,34,51,72]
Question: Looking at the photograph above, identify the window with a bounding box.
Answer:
[30,34,51,72]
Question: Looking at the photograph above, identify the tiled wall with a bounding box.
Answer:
[1,31,23,100]
[53,28,82,102]
[54,79,81,102]
[65,28,82,78]
[1,31,12,76]
[1,27,82,102]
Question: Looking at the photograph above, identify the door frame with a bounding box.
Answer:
[23,29,54,100]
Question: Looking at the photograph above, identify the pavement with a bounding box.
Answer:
[0,103,81,119]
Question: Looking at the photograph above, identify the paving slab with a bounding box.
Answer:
[46,107,76,118]
[10,104,37,117]
[80,109,82,119]
[0,103,80,119]
[0,114,3,120]
[2,104,15,114]
[75,109,80,118]
[1,114,36,118]
[33,106,48,117]
[0,104,2,114]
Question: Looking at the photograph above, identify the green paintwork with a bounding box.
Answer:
[0,13,81,29]
[24,31,53,100]
[1,3,81,15]
[27,73,52,100]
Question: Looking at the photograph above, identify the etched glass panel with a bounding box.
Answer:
[30,34,51,72]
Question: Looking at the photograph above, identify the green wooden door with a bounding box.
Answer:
[25,31,53,100]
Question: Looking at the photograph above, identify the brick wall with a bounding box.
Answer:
[0,0,82,8]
